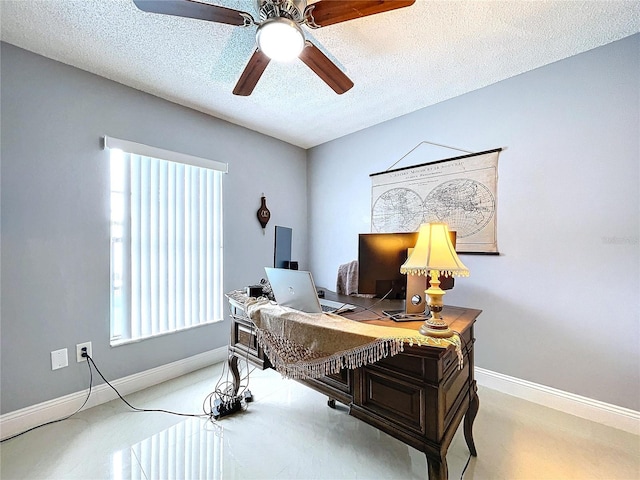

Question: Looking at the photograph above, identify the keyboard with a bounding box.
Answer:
[320,299,356,313]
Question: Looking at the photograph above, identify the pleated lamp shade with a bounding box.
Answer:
[400,223,469,278]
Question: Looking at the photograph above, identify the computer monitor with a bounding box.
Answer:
[274,226,292,269]
[358,232,455,299]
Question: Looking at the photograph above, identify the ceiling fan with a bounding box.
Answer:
[132,0,415,96]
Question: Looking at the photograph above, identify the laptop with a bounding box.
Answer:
[264,267,356,314]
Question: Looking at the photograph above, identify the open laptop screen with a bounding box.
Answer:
[264,267,323,313]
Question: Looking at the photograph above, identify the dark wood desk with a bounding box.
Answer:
[227,292,481,480]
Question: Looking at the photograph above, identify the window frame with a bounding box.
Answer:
[104,136,227,346]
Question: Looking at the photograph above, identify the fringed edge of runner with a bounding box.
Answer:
[255,328,462,380]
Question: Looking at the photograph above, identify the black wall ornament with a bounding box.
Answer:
[257,194,270,234]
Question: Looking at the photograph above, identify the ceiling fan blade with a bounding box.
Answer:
[132,0,251,26]
[233,49,271,96]
[305,0,415,28]
[299,42,354,95]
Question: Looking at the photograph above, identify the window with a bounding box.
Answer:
[105,137,227,345]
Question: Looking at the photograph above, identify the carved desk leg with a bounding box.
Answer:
[228,352,241,398]
[426,453,448,480]
[464,380,479,456]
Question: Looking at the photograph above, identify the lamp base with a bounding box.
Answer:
[420,293,454,338]
[415,273,455,338]
[419,319,454,338]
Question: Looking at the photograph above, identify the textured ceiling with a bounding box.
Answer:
[1,1,639,148]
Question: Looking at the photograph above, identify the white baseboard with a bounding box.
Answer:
[0,347,228,441]
[475,367,640,435]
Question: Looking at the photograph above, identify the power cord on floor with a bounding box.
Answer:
[202,349,253,418]
[1,350,238,443]
[460,453,472,479]
[0,358,93,443]
[86,354,212,419]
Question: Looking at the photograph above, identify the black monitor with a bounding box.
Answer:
[358,232,454,299]
[274,226,292,269]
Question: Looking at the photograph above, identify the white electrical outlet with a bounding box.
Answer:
[51,348,68,370]
[76,342,92,362]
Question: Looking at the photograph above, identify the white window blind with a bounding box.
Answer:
[105,136,226,344]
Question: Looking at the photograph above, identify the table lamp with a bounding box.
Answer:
[400,222,469,338]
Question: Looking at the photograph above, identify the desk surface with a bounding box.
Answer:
[321,290,479,337]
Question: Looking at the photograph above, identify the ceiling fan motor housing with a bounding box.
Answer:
[257,0,306,22]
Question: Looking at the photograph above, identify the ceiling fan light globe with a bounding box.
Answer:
[256,18,305,62]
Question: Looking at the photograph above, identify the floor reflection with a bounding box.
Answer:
[112,418,223,480]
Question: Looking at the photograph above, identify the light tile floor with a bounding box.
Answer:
[1,362,638,480]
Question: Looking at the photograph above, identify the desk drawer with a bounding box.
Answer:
[230,314,271,369]
[375,346,459,383]
[358,367,428,436]
[300,369,354,405]
[357,354,470,442]
[234,322,258,354]
[319,368,352,394]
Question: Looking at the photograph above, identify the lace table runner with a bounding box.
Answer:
[228,292,462,380]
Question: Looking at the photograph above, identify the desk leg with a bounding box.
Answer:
[464,380,479,456]
[229,353,241,397]
[426,454,448,480]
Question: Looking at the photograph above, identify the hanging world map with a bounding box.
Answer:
[372,180,494,237]
[370,149,501,253]
[372,188,424,232]
[423,179,494,237]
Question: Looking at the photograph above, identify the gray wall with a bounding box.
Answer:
[308,34,639,411]
[1,43,308,414]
